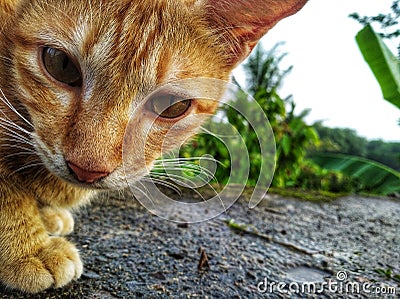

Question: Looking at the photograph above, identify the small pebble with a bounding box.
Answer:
[82,270,101,280]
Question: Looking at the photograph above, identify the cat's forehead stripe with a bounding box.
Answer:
[72,17,91,52]
[73,6,172,95]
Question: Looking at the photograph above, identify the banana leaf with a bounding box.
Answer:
[356,24,400,109]
[310,153,400,195]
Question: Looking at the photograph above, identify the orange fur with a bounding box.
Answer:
[0,0,307,293]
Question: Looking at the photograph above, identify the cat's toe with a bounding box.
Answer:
[2,237,82,293]
[37,237,83,288]
[40,207,75,236]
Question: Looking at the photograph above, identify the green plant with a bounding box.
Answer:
[311,153,400,195]
[350,0,400,57]
[177,44,319,189]
[311,124,400,172]
[356,24,400,108]
[294,160,357,193]
[273,104,319,187]
[374,268,400,283]
[239,44,319,187]
[311,124,368,157]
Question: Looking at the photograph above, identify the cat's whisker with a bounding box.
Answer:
[152,162,207,170]
[0,121,32,135]
[148,171,222,206]
[0,122,33,143]
[153,163,218,176]
[4,152,37,159]
[145,173,227,214]
[0,116,33,134]
[149,171,204,190]
[0,129,33,148]
[29,164,49,179]
[151,169,216,186]
[0,89,34,128]
[0,139,34,152]
[160,169,226,208]
[0,123,33,138]
[141,176,183,196]
[152,163,218,182]
[6,138,33,149]
[156,156,220,163]
[129,181,158,209]
[0,143,36,153]
[9,162,45,177]
[151,172,209,188]
[104,190,113,202]
[157,160,217,170]
[151,157,224,199]
[116,189,126,202]
[147,178,187,196]
[186,185,217,203]
[158,156,223,169]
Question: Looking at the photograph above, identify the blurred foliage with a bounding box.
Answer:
[366,140,400,171]
[293,159,357,193]
[311,124,400,172]
[311,153,400,194]
[311,124,368,157]
[239,44,319,187]
[180,44,320,188]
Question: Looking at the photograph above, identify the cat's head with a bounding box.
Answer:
[1,0,307,189]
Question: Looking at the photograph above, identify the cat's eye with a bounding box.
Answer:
[42,47,82,87]
[149,94,191,119]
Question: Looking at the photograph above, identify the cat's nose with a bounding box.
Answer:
[67,161,110,183]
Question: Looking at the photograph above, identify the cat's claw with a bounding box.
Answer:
[2,237,82,293]
[40,207,75,236]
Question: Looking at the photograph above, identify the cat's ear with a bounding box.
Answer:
[204,0,308,67]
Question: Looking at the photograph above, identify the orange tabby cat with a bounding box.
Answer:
[0,0,307,293]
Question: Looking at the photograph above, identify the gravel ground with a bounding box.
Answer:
[0,191,399,298]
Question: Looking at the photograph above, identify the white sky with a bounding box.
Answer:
[233,0,400,142]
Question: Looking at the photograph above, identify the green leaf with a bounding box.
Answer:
[280,134,291,156]
[310,153,400,195]
[356,24,400,108]
[394,274,400,283]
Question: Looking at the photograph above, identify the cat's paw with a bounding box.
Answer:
[40,207,74,236]
[2,237,83,293]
